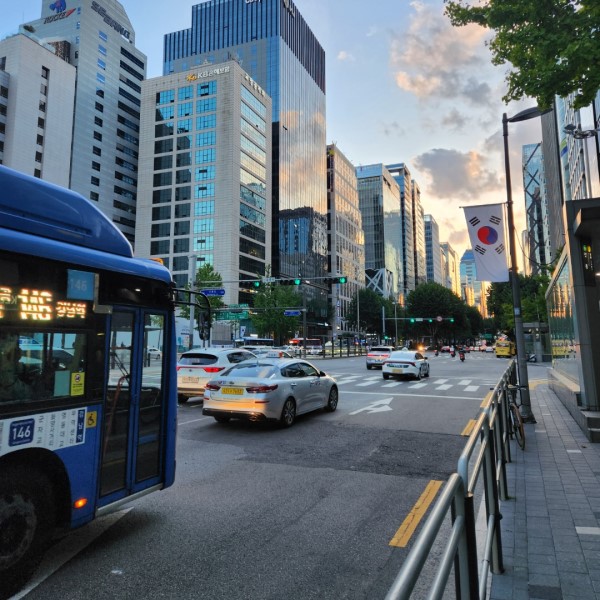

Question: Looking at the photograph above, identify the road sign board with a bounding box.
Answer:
[201,288,225,296]
[283,310,301,317]
[215,311,248,321]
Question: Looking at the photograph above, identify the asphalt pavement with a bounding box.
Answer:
[490,367,600,600]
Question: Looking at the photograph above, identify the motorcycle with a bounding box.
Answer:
[450,350,456,358]
[434,349,439,357]
[459,351,465,362]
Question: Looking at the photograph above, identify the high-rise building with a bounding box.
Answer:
[412,181,427,287]
[460,247,488,316]
[163,0,327,285]
[356,164,403,300]
[424,214,443,285]
[386,163,415,296]
[440,242,460,297]
[21,0,146,244]
[135,61,272,307]
[459,248,477,284]
[0,34,76,186]
[522,143,551,275]
[326,144,364,336]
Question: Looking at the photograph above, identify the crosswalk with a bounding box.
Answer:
[329,373,496,394]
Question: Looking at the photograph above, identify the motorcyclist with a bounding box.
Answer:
[458,346,465,362]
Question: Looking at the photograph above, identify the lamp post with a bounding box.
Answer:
[502,106,549,423]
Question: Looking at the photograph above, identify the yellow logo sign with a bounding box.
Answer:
[86,411,97,428]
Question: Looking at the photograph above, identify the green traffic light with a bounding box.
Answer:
[293,278,301,285]
[449,318,454,322]
[253,281,261,288]
[410,318,415,323]
[338,276,347,284]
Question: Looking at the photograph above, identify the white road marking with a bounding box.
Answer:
[433,379,448,384]
[436,384,453,390]
[382,381,403,387]
[465,386,479,392]
[178,417,211,425]
[408,383,428,389]
[458,380,472,386]
[356,378,381,387]
[349,397,393,415]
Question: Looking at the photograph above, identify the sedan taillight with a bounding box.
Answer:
[245,384,278,393]
[203,366,225,373]
[205,383,221,391]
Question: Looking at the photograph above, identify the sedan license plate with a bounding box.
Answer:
[182,376,199,383]
[221,387,243,395]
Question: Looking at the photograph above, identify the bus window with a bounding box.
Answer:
[0,330,87,404]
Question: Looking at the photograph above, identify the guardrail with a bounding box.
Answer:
[385,359,518,600]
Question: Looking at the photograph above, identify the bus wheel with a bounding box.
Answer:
[0,468,55,594]
[177,395,188,404]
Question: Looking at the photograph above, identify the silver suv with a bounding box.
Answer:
[366,346,396,370]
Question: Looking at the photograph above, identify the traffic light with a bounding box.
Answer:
[409,318,415,324]
[448,317,455,323]
[251,281,261,288]
[428,318,433,323]
[280,278,302,285]
[330,276,347,284]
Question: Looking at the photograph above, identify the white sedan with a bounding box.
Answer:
[382,351,430,380]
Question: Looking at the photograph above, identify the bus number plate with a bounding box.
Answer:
[182,377,199,383]
[9,418,35,447]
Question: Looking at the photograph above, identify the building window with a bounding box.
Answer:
[151,240,170,254]
[36,135,44,146]
[177,119,192,133]
[97,58,106,70]
[98,44,107,56]
[1,86,9,98]
[93,131,102,141]
[176,169,192,184]
[197,81,216,97]
[177,135,192,150]
[156,105,174,121]
[195,149,216,164]
[37,117,45,129]
[93,146,102,156]
[155,122,174,138]
[151,223,171,237]
[156,90,175,105]
[153,172,172,187]
[95,116,103,127]
[175,203,190,218]
[196,114,216,130]
[97,73,105,84]
[153,189,171,204]
[194,184,215,198]
[152,206,172,220]
[173,238,190,253]
[196,97,216,113]
[176,153,192,167]
[40,84,47,96]
[34,151,42,163]
[178,102,193,117]
[34,169,41,178]
[91,176,100,186]
[195,166,215,181]
[178,85,193,101]
[154,155,172,170]
[41,66,49,80]
[175,186,191,201]
[90,191,99,201]
[39,101,46,113]
[96,88,104,98]
[99,31,108,42]
[92,161,101,171]
[196,132,216,147]
[174,221,190,236]
[154,139,173,154]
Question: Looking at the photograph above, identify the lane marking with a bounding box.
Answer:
[461,419,477,436]
[432,379,448,384]
[382,382,403,387]
[458,380,472,386]
[435,384,453,390]
[343,390,482,401]
[178,417,211,425]
[408,383,428,389]
[389,480,443,547]
[464,386,479,392]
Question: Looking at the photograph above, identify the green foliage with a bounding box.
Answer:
[347,288,390,334]
[444,0,600,109]
[250,283,302,343]
[178,263,225,320]
[486,273,550,334]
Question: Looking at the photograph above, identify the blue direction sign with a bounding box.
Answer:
[283,310,301,317]
[201,288,225,296]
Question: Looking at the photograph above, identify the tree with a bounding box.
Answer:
[347,288,389,336]
[178,263,225,321]
[250,283,302,344]
[406,283,468,344]
[444,0,600,109]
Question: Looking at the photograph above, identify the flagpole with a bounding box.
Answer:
[503,112,535,423]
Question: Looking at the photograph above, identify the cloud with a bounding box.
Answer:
[414,148,503,200]
[337,50,355,62]
[389,2,496,106]
[380,121,406,137]
[440,109,467,131]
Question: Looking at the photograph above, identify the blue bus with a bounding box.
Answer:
[0,166,177,593]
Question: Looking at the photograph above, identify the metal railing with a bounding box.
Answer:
[385,360,517,600]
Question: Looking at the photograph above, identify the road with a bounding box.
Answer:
[15,352,513,600]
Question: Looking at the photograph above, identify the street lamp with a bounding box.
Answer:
[564,124,600,139]
[502,106,550,423]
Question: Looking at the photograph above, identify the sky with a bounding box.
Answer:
[1,0,543,268]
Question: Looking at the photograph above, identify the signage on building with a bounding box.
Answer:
[44,7,76,24]
[246,0,261,4]
[91,1,131,40]
[244,74,266,98]
[186,66,231,82]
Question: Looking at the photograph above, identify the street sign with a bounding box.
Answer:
[201,288,225,296]
[215,311,248,321]
[283,310,301,317]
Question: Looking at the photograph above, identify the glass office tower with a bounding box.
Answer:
[163,0,327,285]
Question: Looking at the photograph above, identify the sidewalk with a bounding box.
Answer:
[490,374,600,600]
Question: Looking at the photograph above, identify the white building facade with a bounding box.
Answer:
[135,61,272,306]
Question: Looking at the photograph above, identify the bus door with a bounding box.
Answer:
[98,309,167,505]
